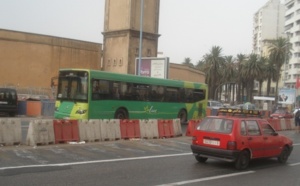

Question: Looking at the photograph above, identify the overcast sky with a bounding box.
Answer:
[0,0,273,64]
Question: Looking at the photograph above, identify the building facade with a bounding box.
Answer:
[253,0,285,95]
[0,29,102,90]
[285,0,300,88]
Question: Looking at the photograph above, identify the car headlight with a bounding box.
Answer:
[76,109,87,114]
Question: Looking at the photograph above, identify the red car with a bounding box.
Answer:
[190,108,293,170]
[270,109,293,119]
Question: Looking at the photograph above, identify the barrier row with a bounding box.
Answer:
[185,118,296,136]
[0,118,182,146]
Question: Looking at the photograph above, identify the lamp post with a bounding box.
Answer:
[138,0,144,76]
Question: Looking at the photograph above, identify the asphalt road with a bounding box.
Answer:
[1,118,300,186]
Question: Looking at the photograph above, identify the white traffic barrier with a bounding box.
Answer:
[140,119,159,139]
[89,119,101,141]
[26,119,55,146]
[100,119,121,141]
[280,119,287,130]
[173,119,182,136]
[79,120,94,142]
[79,119,101,142]
[0,118,21,145]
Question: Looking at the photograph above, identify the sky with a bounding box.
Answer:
[0,0,272,64]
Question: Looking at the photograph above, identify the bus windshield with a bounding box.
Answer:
[56,71,88,102]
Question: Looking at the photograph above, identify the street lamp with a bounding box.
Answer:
[138,0,144,76]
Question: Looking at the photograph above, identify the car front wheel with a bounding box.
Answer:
[278,146,289,163]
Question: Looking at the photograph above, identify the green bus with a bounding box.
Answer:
[54,69,208,124]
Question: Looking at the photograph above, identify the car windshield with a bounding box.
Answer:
[197,118,233,134]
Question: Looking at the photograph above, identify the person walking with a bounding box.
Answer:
[293,107,300,133]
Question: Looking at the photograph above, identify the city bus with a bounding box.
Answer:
[54,69,208,124]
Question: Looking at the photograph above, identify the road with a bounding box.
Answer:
[1,118,300,185]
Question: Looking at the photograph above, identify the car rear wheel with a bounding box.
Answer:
[235,150,250,170]
[278,146,289,163]
[195,156,208,163]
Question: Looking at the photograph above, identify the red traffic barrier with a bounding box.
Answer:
[158,119,174,138]
[53,119,79,143]
[120,119,141,139]
[186,119,201,136]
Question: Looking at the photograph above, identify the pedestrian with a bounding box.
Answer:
[293,107,300,133]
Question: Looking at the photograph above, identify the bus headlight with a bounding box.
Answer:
[76,109,87,114]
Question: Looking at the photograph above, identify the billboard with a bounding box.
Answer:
[135,57,169,79]
[278,88,296,105]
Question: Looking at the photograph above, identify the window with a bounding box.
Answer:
[261,123,275,135]
[246,121,261,136]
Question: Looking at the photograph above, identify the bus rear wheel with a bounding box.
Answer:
[178,109,187,125]
[114,108,128,119]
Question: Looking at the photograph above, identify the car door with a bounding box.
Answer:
[260,122,282,157]
[245,120,265,158]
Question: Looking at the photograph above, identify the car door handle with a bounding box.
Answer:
[248,137,252,140]
[263,137,268,140]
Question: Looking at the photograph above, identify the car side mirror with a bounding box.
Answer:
[272,132,278,136]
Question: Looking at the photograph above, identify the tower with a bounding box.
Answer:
[102,0,160,74]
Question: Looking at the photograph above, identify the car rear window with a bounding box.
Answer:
[0,89,17,103]
[197,118,233,134]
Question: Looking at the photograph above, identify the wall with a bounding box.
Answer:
[0,29,102,89]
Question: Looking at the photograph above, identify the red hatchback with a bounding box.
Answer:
[190,108,293,170]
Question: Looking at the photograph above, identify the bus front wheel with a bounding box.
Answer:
[114,108,128,119]
[178,109,187,125]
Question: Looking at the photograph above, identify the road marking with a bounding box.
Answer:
[0,152,192,170]
[155,171,255,186]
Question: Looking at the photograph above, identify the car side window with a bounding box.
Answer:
[246,120,261,136]
[261,123,275,135]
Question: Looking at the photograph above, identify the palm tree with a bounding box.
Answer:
[256,56,268,96]
[241,53,263,102]
[201,46,224,99]
[236,54,247,103]
[268,37,290,103]
[265,58,279,96]
[182,57,194,68]
[222,56,236,103]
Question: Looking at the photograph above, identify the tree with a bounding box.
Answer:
[236,54,247,103]
[201,46,224,100]
[268,37,291,103]
[182,57,194,68]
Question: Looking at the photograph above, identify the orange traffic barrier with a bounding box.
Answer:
[53,119,79,143]
[157,119,174,138]
[185,119,201,136]
[120,119,141,139]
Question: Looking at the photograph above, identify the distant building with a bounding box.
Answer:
[284,0,300,88]
[253,0,285,95]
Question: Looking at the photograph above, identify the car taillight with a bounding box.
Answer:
[227,141,237,150]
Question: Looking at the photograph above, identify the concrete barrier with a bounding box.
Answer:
[26,119,55,146]
[100,119,121,141]
[79,119,101,142]
[140,119,159,139]
[0,118,21,145]
[173,119,182,137]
